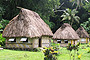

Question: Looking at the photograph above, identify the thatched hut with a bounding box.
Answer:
[2,8,53,49]
[53,23,80,47]
[76,26,89,43]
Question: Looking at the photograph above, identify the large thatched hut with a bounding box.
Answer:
[53,23,80,47]
[76,26,89,43]
[2,8,53,49]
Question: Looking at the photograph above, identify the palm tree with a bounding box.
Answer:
[70,0,89,9]
[61,8,80,26]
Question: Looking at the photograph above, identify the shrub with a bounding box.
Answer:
[50,43,60,51]
[50,43,60,47]
[42,47,59,60]
[87,50,90,53]
[0,45,1,47]
[86,43,90,47]
[0,33,6,46]
[67,43,80,60]
[86,44,89,47]
[32,48,41,52]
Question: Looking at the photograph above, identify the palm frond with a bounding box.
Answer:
[61,17,67,21]
[74,16,80,23]
[61,15,66,18]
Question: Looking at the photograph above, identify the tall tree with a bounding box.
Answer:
[61,8,80,26]
[70,0,89,9]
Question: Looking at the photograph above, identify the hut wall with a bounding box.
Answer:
[16,38,21,48]
[6,38,9,48]
[73,40,77,45]
[88,38,89,42]
[77,39,80,43]
[81,38,86,43]
[87,38,89,43]
[56,40,77,47]
[54,40,70,47]
[79,38,88,43]
[75,40,77,44]
[49,38,51,43]
[6,37,33,49]
[6,38,14,48]
[42,36,50,47]
[61,40,71,44]
[60,40,70,47]
[68,40,71,43]
[60,43,68,47]
[61,40,64,43]
[32,38,39,48]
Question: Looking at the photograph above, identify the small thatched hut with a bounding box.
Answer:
[53,23,80,47]
[76,26,89,43]
[2,8,53,49]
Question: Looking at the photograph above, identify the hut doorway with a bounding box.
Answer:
[39,38,42,47]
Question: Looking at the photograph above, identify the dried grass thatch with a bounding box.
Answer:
[53,23,80,40]
[2,8,53,38]
[76,26,89,38]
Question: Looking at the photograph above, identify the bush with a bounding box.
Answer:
[67,43,80,60]
[50,43,60,51]
[86,44,89,47]
[42,47,59,60]
[32,48,41,52]
[0,33,6,46]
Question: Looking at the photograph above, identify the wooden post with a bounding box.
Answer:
[6,39,7,48]
[80,38,81,43]
[88,38,89,43]
[74,40,75,45]
[71,40,73,44]
[86,38,88,43]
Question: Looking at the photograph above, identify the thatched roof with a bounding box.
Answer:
[2,8,53,38]
[53,23,80,40]
[76,26,89,38]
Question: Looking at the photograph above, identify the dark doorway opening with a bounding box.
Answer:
[39,38,42,47]
[74,40,75,44]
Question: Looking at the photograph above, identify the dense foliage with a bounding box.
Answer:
[42,47,59,60]
[81,18,90,34]
[0,33,6,46]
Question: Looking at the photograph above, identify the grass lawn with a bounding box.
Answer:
[0,44,90,60]
[0,50,44,60]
